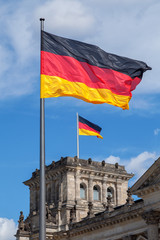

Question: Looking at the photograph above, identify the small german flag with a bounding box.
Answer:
[79,115,103,139]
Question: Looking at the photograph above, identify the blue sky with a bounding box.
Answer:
[1,0,160,239]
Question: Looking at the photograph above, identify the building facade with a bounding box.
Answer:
[15,156,160,240]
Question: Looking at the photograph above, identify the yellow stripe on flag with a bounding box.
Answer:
[40,74,131,110]
[79,129,103,139]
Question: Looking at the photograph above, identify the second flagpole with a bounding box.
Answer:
[77,113,79,158]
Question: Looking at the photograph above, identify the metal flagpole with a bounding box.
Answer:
[77,113,79,158]
[39,18,46,240]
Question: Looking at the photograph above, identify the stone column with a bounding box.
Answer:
[88,176,93,202]
[116,179,122,206]
[58,174,62,203]
[57,207,61,231]
[102,178,107,204]
[60,175,63,203]
[142,210,160,240]
[66,170,75,202]
[75,169,80,202]
[74,169,81,222]
[65,209,70,230]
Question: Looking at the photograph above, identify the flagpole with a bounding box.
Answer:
[39,18,46,240]
[77,113,79,158]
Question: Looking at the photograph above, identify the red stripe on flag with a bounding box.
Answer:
[41,51,139,97]
[79,122,100,134]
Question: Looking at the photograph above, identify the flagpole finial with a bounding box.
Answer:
[40,18,45,22]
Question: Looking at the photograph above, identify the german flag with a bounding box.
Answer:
[41,31,151,110]
[79,116,103,139]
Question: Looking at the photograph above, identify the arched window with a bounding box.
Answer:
[93,185,100,200]
[107,187,114,201]
[80,183,86,199]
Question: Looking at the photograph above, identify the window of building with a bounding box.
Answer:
[80,183,86,199]
[107,187,114,200]
[93,185,100,200]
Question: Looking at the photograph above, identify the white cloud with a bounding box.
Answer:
[104,151,156,184]
[0,218,17,240]
[0,0,160,102]
[105,155,120,164]
[126,151,156,179]
[154,128,160,136]
[0,1,38,99]
[35,0,95,38]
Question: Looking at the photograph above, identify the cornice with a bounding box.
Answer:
[23,157,133,187]
[133,183,160,197]
[53,201,144,239]
[24,167,133,188]
[15,230,30,238]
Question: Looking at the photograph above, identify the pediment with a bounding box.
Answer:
[131,157,160,194]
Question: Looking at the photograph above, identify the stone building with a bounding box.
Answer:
[15,156,160,240]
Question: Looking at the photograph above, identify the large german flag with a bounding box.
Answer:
[41,31,151,110]
[79,116,103,139]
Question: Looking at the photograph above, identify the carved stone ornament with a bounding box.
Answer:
[126,187,134,206]
[52,161,55,167]
[18,211,25,231]
[74,156,78,161]
[87,202,95,218]
[32,169,39,178]
[46,203,56,224]
[141,210,160,225]
[59,157,64,165]
[102,160,105,167]
[115,162,119,169]
[24,215,31,232]
[70,206,76,223]
[106,195,114,212]
[88,158,92,164]
[46,203,52,221]
[102,202,106,208]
